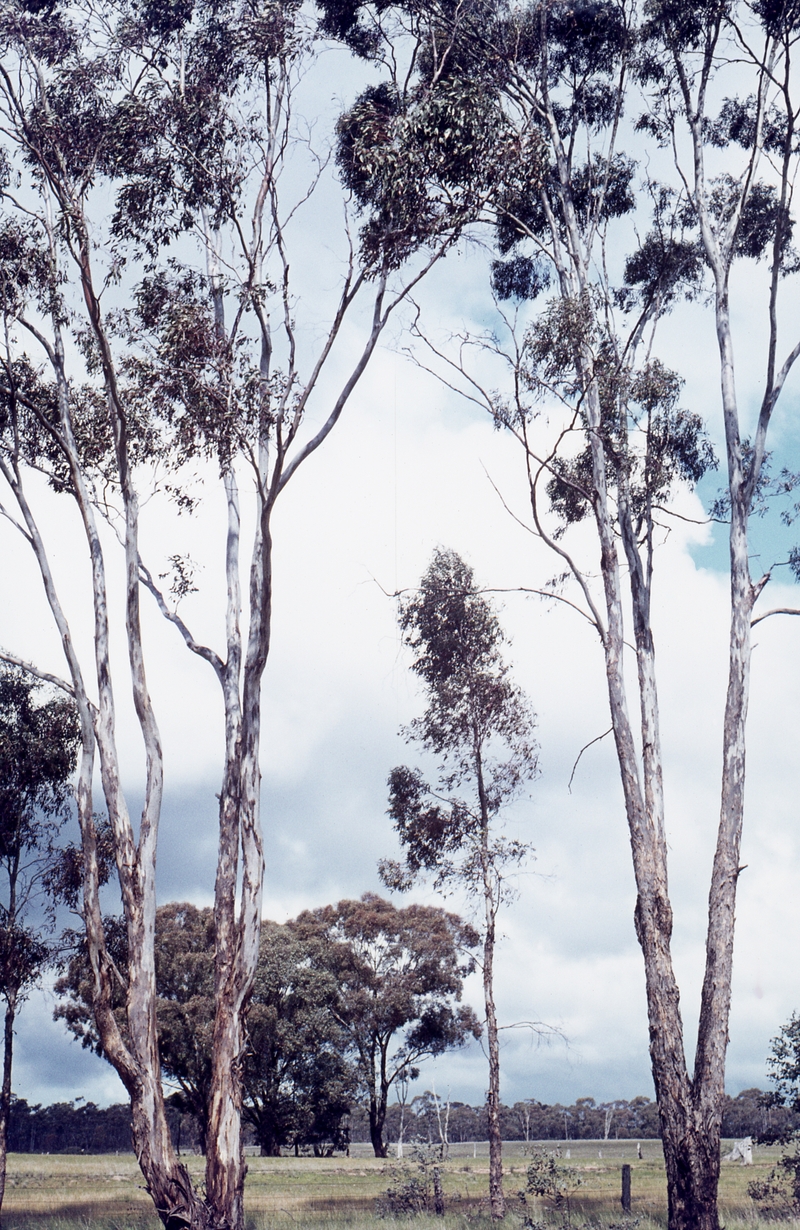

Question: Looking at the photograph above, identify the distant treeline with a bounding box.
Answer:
[6,1097,210,1155]
[347,1088,795,1145]
[7,1087,793,1154]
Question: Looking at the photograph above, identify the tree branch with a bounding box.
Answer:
[751,606,800,627]
[0,651,77,700]
[568,728,613,793]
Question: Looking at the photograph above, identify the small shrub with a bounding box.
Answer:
[376,1149,447,1218]
[748,1151,800,1220]
[519,1150,583,1228]
[376,1166,431,1217]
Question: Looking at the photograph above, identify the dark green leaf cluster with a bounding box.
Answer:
[524,1150,582,1206]
[336,74,517,269]
[43,816,115,914]
[495,152,636,259]
[617,185,705,310]
[747,1016,800,1216]
[56,898,475,1156]
[0,220,63,324]
[0,922,50,999]
[54,913,129,1056]
[707,175,797,269]
[640,0,732,61]
[706,96,789,155]
[0,670,79,851]
[292,893,480,1067]
[544,355,716,534]
[2,0,304,258]
[752,0,800,39]
[491,255,551,302]
[398,550,535,776]
[245,919,354,1156]
[118,267,271,471]
[384,550,537,902]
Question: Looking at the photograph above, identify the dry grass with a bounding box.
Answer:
[0,1141,796,1229]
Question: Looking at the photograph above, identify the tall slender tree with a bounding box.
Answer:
[0,0,477,1222]
[380,548,538,1219]
[317,2,800,1227]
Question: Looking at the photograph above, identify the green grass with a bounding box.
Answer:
[0,1142,796,1229]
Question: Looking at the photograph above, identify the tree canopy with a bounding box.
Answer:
[55,903,356,1157]
[292,893,480,1158]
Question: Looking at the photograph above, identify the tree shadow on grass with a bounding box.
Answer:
[0,1204,159,1228]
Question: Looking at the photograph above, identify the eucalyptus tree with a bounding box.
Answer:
[380,549,538,1219]
[292,893,481,1159]
[0,0,481,1223]
[0,668,79,1213]
[316,2,800,1228]
[55,904,355,1159]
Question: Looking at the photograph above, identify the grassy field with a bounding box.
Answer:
[0,1140,796,1229]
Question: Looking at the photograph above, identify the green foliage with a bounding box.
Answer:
[530,312,717,537]
[521,1151,583,1227]
[335,72,516,269]
[747,1016,800,1217]
[376,1164,434,1217]
[292,893,480,1155]
[0,668,79,999]
[376,1151,448,1218]
[54,913,128,1057]
[151,903,215,1149]
[244,920,354,1157]
[0,670,78,842]
[382,549,537,897]
[55,904,355,1156]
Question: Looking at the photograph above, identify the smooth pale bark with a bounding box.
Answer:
[522,40,766,1227]
[0,189,220,1223]
[2,27,452,1226]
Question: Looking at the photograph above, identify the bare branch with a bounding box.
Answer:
[751,606,800,627]
[0,651,76,699]
[138,561,224,677]
[567,728,613,793]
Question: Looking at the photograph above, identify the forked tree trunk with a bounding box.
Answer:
[1,34,438,1230]
[7,250,224,1227]
[532,45,755,1206]
[588,393,736,1230]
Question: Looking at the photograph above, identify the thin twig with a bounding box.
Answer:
[568,728,613,793]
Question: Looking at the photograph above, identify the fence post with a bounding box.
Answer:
[621,1163,631,1213]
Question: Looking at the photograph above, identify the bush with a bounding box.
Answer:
[376,1149,448,1217]
[519,1151,583,1228]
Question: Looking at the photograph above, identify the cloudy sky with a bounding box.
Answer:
[2,43,800,1118]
